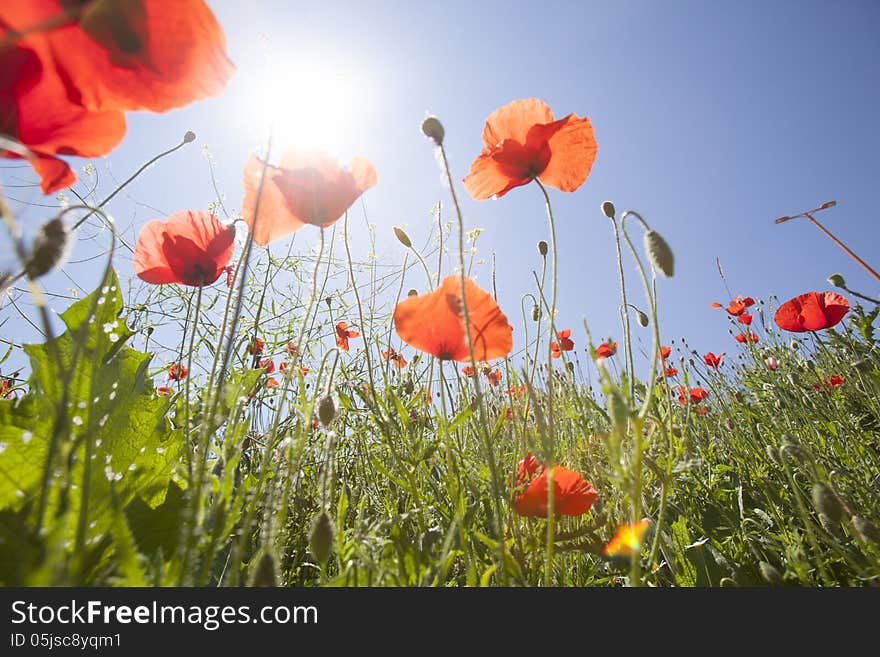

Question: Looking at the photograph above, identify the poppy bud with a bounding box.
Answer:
[393,226,413,249]
[636,310,649,327]
[818,512,844,539]
[790,340,800,351]
[532,304,541,322]
[24,217,70,280]
[537,240,548,256]
[317,395,338,426]
[421,115,445,146]
[183,130,197,143]
[407,288,418,297]
[309,510,335,564]
[643,230,674,277]
[759,561,783,585]
[852,516,880,545]
[827,273,846,288]
[601,201,616,219]
[248,551,279,587]
[811,483,843,524]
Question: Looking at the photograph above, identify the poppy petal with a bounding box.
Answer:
[241,154,306,246]
[462,149,534,201]
[132,219,179,284]
[482,98,554,147]
[534,114,598,193]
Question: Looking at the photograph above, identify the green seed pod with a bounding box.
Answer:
[643,229,675,277]
[537,240,548,256]
[317,395,338,426]
[309,511,335,564]
[827,273,846,288]
[25,217,70,280]
[759,561,783,586]
[248,551,279,587]
[811,483,843,524]
[393,226,413,249]
[636,310,649,327]
[421,115,445,145]
[852,516,880,545]
[601,200,616,219]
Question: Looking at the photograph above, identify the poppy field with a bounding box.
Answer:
[2,2,880,588]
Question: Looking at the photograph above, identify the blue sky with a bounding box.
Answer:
[3,0,879,375]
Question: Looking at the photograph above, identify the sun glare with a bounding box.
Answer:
[247,60,363,156]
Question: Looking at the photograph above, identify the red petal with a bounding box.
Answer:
[462,148,534,201]
[482,98,554,148]
[536,114,598,193]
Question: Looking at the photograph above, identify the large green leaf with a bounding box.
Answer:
[0,268,183,579]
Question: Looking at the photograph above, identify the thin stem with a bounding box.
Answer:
[344,214,376,393]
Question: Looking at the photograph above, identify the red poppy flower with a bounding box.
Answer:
[703,352,724,370]
[506,385,528,399]
[514,453,598,518]
[381,347,407,368]
[738,313,753,326]
[596,340,617,359]
[713,295,755,317]
[551,329,574,359]
[241,149,378,246]
[774,291,850,333]
[813,375,844,391]
[248,338,265,356]
[486,368,502,387]
[156,386,173,397]
[735,332,759,344]
[659,345,672,360]
[604,520,651,557]
[664,366,678,378]
[677,386,707,405]
[462,98,597,200]
[282,363,309,376]
[694,406,709,417]
[265,378,279,389]
[336,321,360,352]
[167,363,188,380]
[259,359,275,374]
[0,19,125,193]
[1,1,234,113]
[0,378,12,399]
[285,342,300,358]
[133,210,235,286]
[462,365,476,377]
[393,276,514,362]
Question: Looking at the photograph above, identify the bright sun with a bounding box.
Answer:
[246,58,363,157]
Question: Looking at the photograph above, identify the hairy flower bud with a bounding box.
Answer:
[421,116,445,146]
[248,551,279,587]
[601,200,616,219]
[407,288,418,297]
[532,304,541,322]
[25,217,70,280]
[537,240,548,256]
[393,226,413,249]
[827,273,846,288]
[317,394,338,426]
[852,516,880,545]
[643,229,674,277]
[636,309,649,327]
[183,130,197,143]
[759,561,783,585]
[811,483,843,524]
[309,511,335,564]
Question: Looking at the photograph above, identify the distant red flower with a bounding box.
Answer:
[813,375,844,391]
[0,378,12,399]
[259,359,275,374]
[462,365,476,377]
[241,149,377,246]
[774,292,850,333]
[280,362,309,376]
[604,520,651,557]
[678,385,707,405]
[156,386,173,397]
[381,347,407,368]
[713,295,755,317]
[167,363,187,381]
[596,340,618,359]
[222,265,236,288]
[335,321,360,352]
[735,332,758,344]
[248,338,265,355]
[133,210,235,286]
[551,329,574,359]
[694,406,709,417]
[703,352,724,370]
[486,368,502,387]
[664,366,678,378]
[514,453,598,518]
[506,385,528,399]
[393,276,514,362]
[738,313,753,326]
[265,378,279,389]
[765,356,780,371]
[462,98,597,200]
[659,345,672,360]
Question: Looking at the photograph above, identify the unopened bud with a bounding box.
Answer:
[827,273,846,288]
[309,511,335,563]
[601,200,616,219]
[421,116,445,145]
[317,395,338,426]
[759,561,783,585]
[25,217,70,280]
[183,130,196,143]
[636,310,649,327]
[643,229,675,277]
[248,551,279,587]
[852,516,880,545]
[532,304,541,322]
[393,226,413,248]
[537,240,548,256]
[407,288,418,297]
[811,483,843,524]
